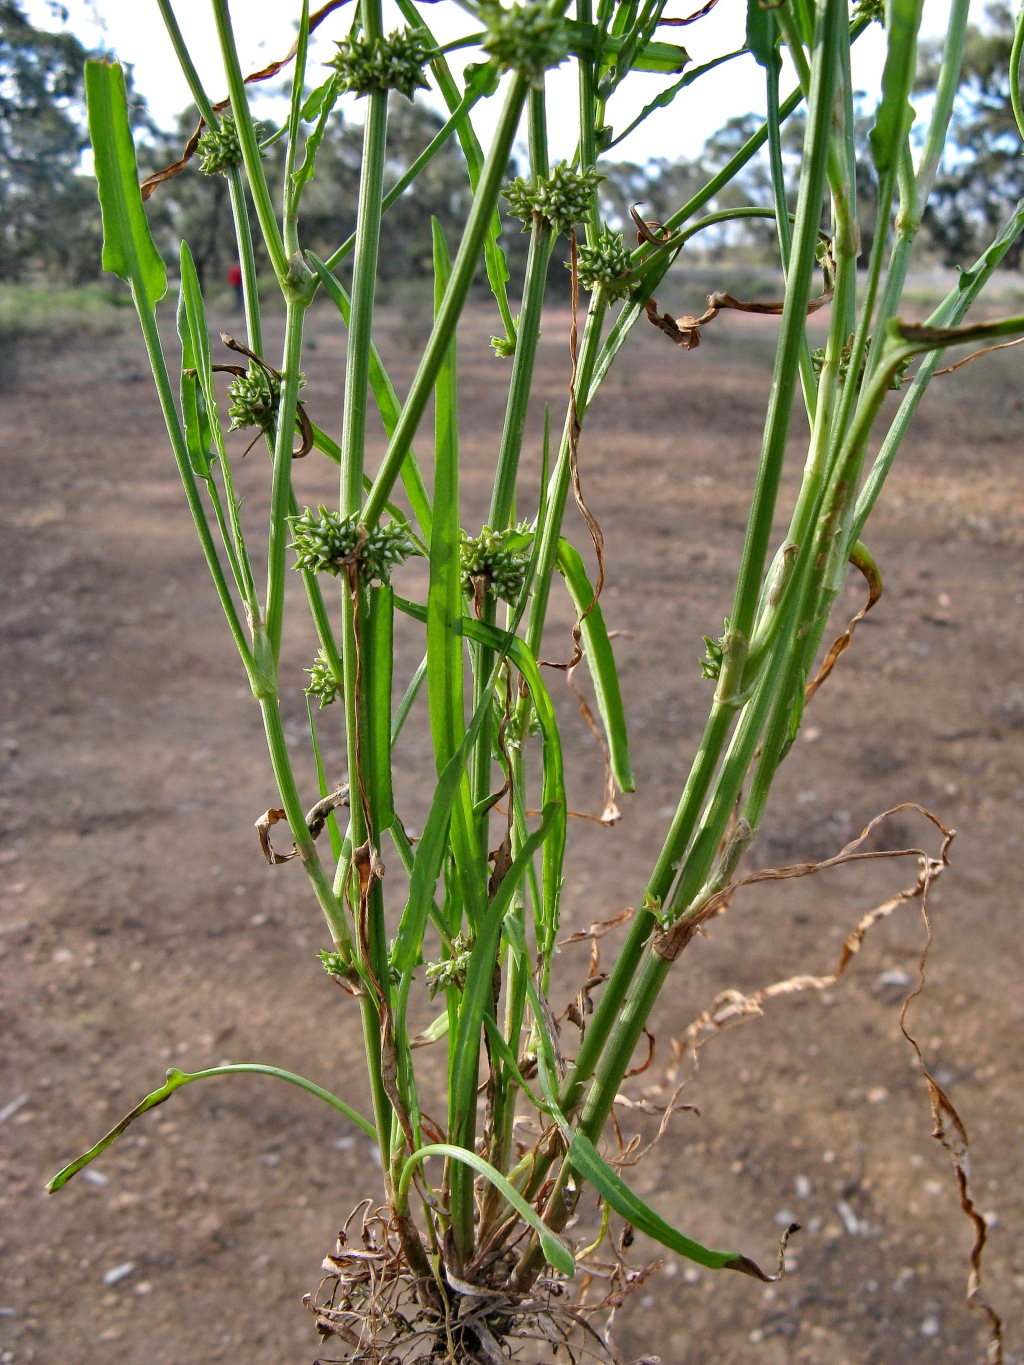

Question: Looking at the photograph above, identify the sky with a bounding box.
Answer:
[29,0,961,165]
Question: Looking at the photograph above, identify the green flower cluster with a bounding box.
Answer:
[227,366,291,433]
[197,115,243,175]
[810,336,910,391]
[318,949,348,978]
[480,0,569,87]
[504,161,603,237]
[291,506,418,584]
[305,648,341,708]
[854,0,886,25]
[575,224,634,298]
[331,26,433,100]
[700,620,729,680]
[460,523,532,603]
[197,114,266,176]
[425,934,472,998]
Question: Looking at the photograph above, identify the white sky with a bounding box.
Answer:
[31,0,959,164]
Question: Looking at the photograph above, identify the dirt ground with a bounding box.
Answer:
[1,289,1023,1365]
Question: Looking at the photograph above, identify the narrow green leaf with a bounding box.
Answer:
[746,0,776,68]
[400,1142,575,1277]
[307,253,433,542]
[85,60,167,310]
[605,51,743,150]
[293,74,342,194]
[567,1132,764,1276]
[47,1063,375,1191]
[365,584,396,833]
[176,279,214,480]
[556,539,634,793]
[392,653,428,746]
[868,0,925,173]
[448,802,561,1139]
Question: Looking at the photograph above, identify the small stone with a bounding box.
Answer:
[876,968,910,989]
[134,1282,152,1295]
[919,1314,940,1338]
[748,1328,765,1343]
[683,1266,701,1284]
[802,726,822,742]
[102,1261,135,1286]
[83,1169,108,1187]
[867,1086,889,1104]
[795,1174,812,1199]
[835,1200,861,1235]
[333,1136,355,1151]
[775,1209,796,1227]
[0,1094,28,1124]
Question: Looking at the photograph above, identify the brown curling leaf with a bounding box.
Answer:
[140,0,352,200]
[657,0,721,24]
[140,123,204,200]
[899,893,1005,1362]
[654,801,950,962]
[805,542,883,703]
[726,1222,799,1282]
[255,807,297,865]
[708,285,834,315]
[255,785,347,865]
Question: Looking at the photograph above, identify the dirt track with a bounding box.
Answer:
[1,294,1023,1363]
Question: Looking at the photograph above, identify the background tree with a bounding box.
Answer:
[0,0,100,280]
[916,1,1024,267]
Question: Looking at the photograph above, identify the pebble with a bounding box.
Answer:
[774,1208,796,1227]
[919,1314,940,1338]
[835,1199,862,1235]
[795,1174,812,1199]
[102,1262,135,1286]
[877,968,911,988]
[83,1169,108,1187]
[0,1094,28,1124]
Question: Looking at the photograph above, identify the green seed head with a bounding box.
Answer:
[575,224,634,298]
[854,0,886,25]
[331,27,433,100]
[305,649,341,707]
[480,0,569,88]
[504,161,603,237]
[291,506,419,584]
[460,523,532,604]
[318,949,349,978]
[227,366,280,432]
[700,619,729,680]
[425,933,472,998]
[197,114,266,176]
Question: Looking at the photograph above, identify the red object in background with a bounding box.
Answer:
[227,262,243,288]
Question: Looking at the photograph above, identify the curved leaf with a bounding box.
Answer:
[85,60,166,310]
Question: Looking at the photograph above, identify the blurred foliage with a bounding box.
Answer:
[5,0,1023,293]
[916,1,1024,269]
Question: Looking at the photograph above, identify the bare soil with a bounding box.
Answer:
[1,294,1022,1365]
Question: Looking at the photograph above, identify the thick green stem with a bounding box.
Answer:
[361,73,531,527]
[210,0,288,281]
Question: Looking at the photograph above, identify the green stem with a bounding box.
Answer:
[361,72,531,528]
[210,0,288,281]
[263,299,306,660]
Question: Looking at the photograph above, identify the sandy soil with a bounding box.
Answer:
[1,293,1023,1364]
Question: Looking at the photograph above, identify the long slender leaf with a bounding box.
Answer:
[556,539,634,793]
[869,0,925,173]
[399,1141,575,1277]
[48,1063,375,1191]
[85,60,167,310]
